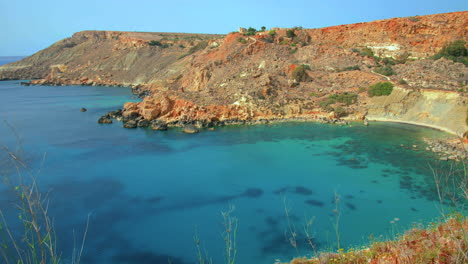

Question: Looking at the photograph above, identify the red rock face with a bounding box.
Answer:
[1,12,467,133]
[122,94,266,123]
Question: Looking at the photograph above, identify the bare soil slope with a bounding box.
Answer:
[1,12,467,135]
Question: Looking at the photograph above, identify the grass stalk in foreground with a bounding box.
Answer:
[0,138,88,264]
[286,154,468,264]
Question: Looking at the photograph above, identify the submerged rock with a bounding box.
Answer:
[80,108,87,112]
[182,125,199,134]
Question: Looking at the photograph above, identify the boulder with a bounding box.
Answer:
[122,111,140,122]
[98,115,112,124]
[182,125,199,134]
[137,119,150,127]
[194,120,204,128]
[108,109,123,119]
[150,120,168,131]
[123,120,137,128]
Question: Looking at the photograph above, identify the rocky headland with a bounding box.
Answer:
[1,12,467,141]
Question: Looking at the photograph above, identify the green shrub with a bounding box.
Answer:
[149,40,162,46]
[62,42,77,48]
[374,65,396,76]
[382,57,396,65]
[178,44,185,48]
[335,92,358,105]
[260,26,266,32]
[188,40,208,53]
[358,47,374,57]
[368,82,394,97]
[268,30,276,36]
[237,38,247,44]
[244,27,257,36]
[292,64,309,82]
[289,48,298,54]
[334,106,347,117]
[339,65,360,72]
[432,40,468,66]
[320,99,335,112]
[178,40,208,59]
[398,79,408,85]
[286,30,296,38]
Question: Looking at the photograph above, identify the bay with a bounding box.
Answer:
[0,80,463,264]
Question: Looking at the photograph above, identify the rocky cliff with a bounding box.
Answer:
[1,11,467,135]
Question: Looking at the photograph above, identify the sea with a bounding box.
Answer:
[0,57,465,264]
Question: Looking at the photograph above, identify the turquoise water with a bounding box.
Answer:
[0,80,463,264]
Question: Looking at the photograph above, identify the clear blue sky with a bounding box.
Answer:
[1,0,467,56]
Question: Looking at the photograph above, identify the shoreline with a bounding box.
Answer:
[9,79,466,138]
[365,117,461,137]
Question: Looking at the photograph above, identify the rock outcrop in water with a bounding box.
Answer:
[0,12,467,136]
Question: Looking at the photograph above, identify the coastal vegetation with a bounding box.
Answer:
[374,65,396,76]
[286,29,296,39]
[319,92,358,113]
[292,64,311,82]
[178,40,209,59]
[367,82,394,97]
[432,40,468,66]
[287,217,467,264]
[245,27,258,36]
[338,65,360,72]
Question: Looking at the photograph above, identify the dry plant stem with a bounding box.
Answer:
[431,158,468,262]
[72,214,90,264]
[0,210,25,264]
[0,139,87,264]
[193,227,212,264]
[332,191,341,251]
[303,216,318,257]
[282,197,298,254]
[221,205,237,264]
[5,145,59,264]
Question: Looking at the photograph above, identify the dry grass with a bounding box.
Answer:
[287,217,467,264]
[0,125,88,264]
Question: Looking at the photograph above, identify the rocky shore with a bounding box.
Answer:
[97,107,351,133]
[424,137,468,161]
[1,12,466,140]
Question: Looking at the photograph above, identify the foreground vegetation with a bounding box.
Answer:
[0,134,87,264]
[285,157,468,264]
[286,216,467,264]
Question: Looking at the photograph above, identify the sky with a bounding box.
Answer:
[1,0,467,56]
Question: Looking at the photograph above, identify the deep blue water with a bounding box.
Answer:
[0,80,463,264]
[0,56,25,66]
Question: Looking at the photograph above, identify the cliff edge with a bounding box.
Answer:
[1,12,467,135]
